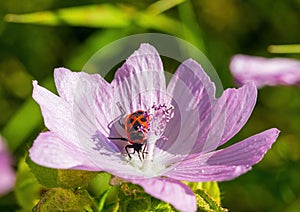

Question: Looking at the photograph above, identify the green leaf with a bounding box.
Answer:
[147,0,186,15]
[117,183,152,212]
[195,189,228,212]
[185,181,221,205]
[268,44,300,54]
[200,182,221,205]
[149,197,174,212]
[97,188,111,211]
[87,172,119,211]
[115,182,180,212]
[4,2,186,35]
[88,172,111,198]
[4,4,132,28]
[26,156,97,189]
[32,187,97,211]
[134,12,183,35]
[184,181,227,211]
[178,0,206,52]
[26,155,58,188]
[14,157,43,211]
[101,199,119,212]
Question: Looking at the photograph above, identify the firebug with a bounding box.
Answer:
[108,110,150,161]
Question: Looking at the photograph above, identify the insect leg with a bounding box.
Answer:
[107,137,128,141]
[137,150,142,161]
[125,145,134,159]
[142,140,148,159]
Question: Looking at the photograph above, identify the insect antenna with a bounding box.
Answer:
[107,102,126,129]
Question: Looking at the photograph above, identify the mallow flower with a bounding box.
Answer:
[30,44,279,212]
[230,54,300,88]
[0,136,15,196]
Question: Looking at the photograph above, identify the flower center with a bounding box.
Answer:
[133,103,174,176]
[107,102,174,176]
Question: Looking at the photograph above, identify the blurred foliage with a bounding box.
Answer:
[14,157,43,211]
[33,187,98,212]
[26,156,98,189]
[0,0,300,211]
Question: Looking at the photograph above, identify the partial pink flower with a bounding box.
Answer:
[29,44,279,212]
[230,54,300,88]
[0,136,15,196]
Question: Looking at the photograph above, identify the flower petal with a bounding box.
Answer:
[29,132,89,169]
[32,80,77,144]
[33,68,114,141]
[111,43,166,112]
[216,82,257,147]
[54,68,114,136]
[230,54,300,88]
[166,59,216,106]
[156,60,256,160]
[72,71,114,137]
[54,67,80,104]
[29,131,145,178]
[165,128,279,182]
[155,59,216,156]
[128,177,196,212]
[186,82,257,154]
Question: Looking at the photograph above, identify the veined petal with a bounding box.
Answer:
[189,82,257,154]
[230,54,300,88]
[215,82,257,147]
[165,128,279,182]
[167,59,216,106]
[128,177,196,212]
[32,81,77,144]
[30,132,90,169]
[156,61,256,158]
[72,72,114,137]
[54,68,113,136]
[156,59,216,156]
[54,67,80,104]
[111,43,166,113]
[29,132,145,178]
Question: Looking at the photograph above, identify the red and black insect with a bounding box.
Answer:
[108,110,150,161]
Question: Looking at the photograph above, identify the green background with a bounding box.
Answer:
[0,0,300,211]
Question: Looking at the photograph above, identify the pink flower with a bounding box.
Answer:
[0,136,15,196]
[30,44,279,212]
[230,54,300,88]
